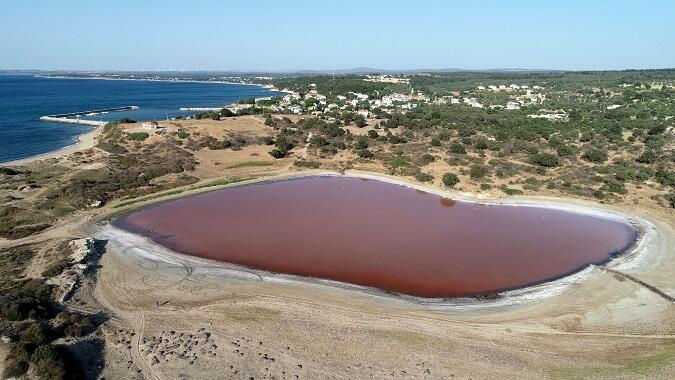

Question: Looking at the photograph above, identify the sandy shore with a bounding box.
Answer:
[1,124,101,166]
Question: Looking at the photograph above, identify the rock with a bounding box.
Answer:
[69,238,98,263]
[89,200,103,208]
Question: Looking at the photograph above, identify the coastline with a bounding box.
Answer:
[1,76,288,166]
[1,124,101,166]
[33,74,293,94]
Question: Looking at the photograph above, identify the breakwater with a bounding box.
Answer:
[39,105,141,127]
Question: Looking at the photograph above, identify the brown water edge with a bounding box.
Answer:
[114,176,638,298]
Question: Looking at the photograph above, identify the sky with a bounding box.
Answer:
[1,0,674,72]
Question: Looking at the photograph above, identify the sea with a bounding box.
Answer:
[0,74,282,162]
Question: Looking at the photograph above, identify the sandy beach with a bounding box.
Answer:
[1,124,101,166]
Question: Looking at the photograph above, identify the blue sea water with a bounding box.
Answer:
[0,75,281,162]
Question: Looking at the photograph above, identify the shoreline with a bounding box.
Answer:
[32,74,293,94]
[1,76,288,166]
[2,124,102,166]
[95,170,666,312]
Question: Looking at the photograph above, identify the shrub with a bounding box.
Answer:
[354,137,369,150]
[636,150,658,164]
[582,149,608,163]
[357,148,374,158]
[264,115,277,126]
[117,118,137,124]
[449,143,466,154]
[388,134,407,144]
[367,130,378,139]
[469,164,489,179]
[2,359,28,379]
[480,183,492,190]
[474,138,489,150]
[415,172,434,182]
[601,178,628,194]
[32,357,66,380]
[309,135,329,147]
[647,124,666,135]
[531,153,560,167]
[41,259,70,278]
[268,149,286,159]
[126,132,149,141]
[668,193,675,208]
[354,114,367,128]
[274,136,294,152]
[293,160,321,169]
[655,167,675,187]
[430,138,441,147]
[259,136,274,145]
[21,324,46,345]
[418,153,435,166]
[556,145,576,157]
[176,130,189,139]
[220,108,236,117]
[442,173,459,187]
[31,344,57,363]
[0,167,19,175]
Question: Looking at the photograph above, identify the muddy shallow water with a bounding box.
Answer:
[115,176,637,297]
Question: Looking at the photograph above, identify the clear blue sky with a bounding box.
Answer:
[1,0,673,72]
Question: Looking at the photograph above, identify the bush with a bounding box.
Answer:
[655,168,675,187]
[357,148,374,158]
[268,149,286,159]
[126,132,149,141]
[259,136,275,145]
[21,324,46,345]
[388,134,407,144]
[31,344,57,363]
[480,183,492,190]
[418,153,435,166]
[367,130,378,139]
[636,150,658,164]
[309,135,329,147]
[668,193,675,208]
[117,118,137,124]
[415,172,434,182]
[32,357,66,380]
[264,115,277,126]
[449,143,466,154]
[556,145,576,157]
[430,137,441,147]
[293,160,320,169]
[354,137,369,150]
[41,259,70,278]
[0,167,19,175]
[474,138,489,150]
[531,153,560,167]
[220,108,236,117]
[2,359,28,379]
[176,130,189,139]
[442,173,459,187]
[274,136,294,152]
[582,149,608,163]
[469,164,489,179]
